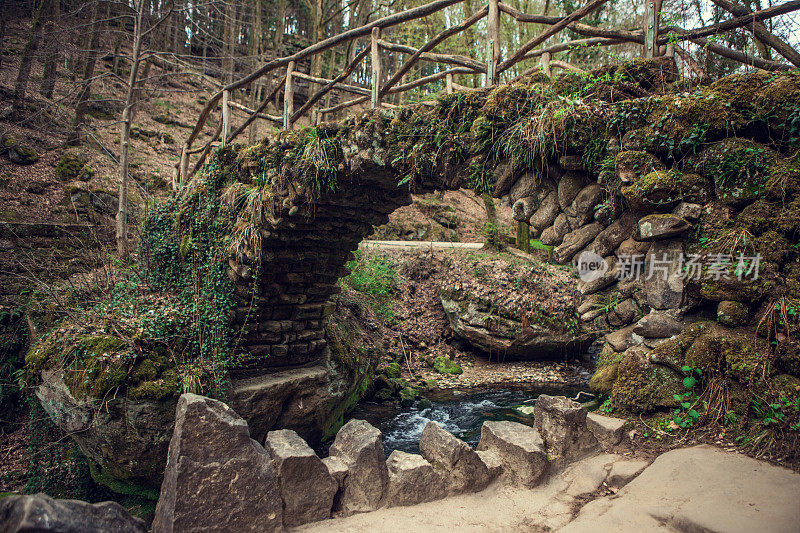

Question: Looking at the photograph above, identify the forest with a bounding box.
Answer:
[1,0,800,531]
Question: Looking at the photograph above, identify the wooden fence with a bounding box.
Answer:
[175,0,800,186]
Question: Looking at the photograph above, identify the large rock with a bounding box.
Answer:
[0,494,146,533]
[35,370,173,497]
[590,211,638,257]
[644,240,685,310]
[605,325,641,352]
[632,311,683,338]
[533,395,599,468]
[558,171,587,210]
[228,365,345,443]
[265,429,337,526]
[562,445,800,533]
[419,421,490,495]
[512,196,537,222]
[540,213,571,246]
[530,191,560,232]
[328,419,389,514]
[477,421,548,487]
[634,214,691,241]
[566,184,603,226]
[586,412,626,449]
[554,223,602,264]
[384,450,447,507]
[152,394,283,533]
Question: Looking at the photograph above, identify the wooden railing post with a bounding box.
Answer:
[178,145,189,187]
[446,72,454,94]
[516,221,530,253]
[486,0,500,85]
[540,51,552,77]
[644,0,659,58]
[284,60,295,130]
[371,27,382,108]
[221,89,231,146]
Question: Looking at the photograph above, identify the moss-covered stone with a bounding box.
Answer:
[611,346,683,412]
[398,386,419,406]
[433,356,462,375]
[621,171,711,211]
[383,361,401,379]
[55,153,93,181]
[684,324,769,383]
[589,363,618,394]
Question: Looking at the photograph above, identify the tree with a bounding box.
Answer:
[39,0,60,99]
[12,0,47,116]
[67,0,103,146]
[116,0,175,259]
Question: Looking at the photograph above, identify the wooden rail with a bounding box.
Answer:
[175,0,800,185]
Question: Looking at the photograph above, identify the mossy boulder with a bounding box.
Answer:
[399,386,419,406]
[382,361,401,379]
[621,171,711,211]
[433,356,462,375]
[611,346,683,412]
[55,153,93,181]
[717,301,749,327]
[589,363,618,394]
[684,324,769,383]
[0,134,39,165]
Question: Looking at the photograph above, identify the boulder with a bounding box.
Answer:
[384,450,447,507]
[533,395,599,468]
[644,240,685,310]
[477,421,548,487]
[632,311,683,338]
[594,196,623,227]
[672,202,703,221]
[615,237,650,258]
[0,134,39,165]
[591,211,638,257]
[607,298,639,327]
[328,419,389,514]
[621,171,711,211]
[605,325,641,352]
[567,184,603,226]
[265,429,337,526]
[577,256,619,296]
[586,412,626,449]
[558,171,587,210]
[475,449,504,480]
[540,213,571,246]
[419,421,490,495]
[634,214,691,241]
[35,370,173,498]
[717,301,749,327]
[0,494,146,533]
[322,455,349,488]
[509,171,540,203]
[492,159,519,197]
[554,223,602,264]
[530,191,560,232]
[512,196,536,222]
[152,394,283,533]
[611,345,683,412]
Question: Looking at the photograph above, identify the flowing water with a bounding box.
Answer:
[341,384,590,455]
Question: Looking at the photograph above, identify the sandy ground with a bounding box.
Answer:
[296,445,800,533]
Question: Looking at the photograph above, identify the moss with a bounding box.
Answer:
[611,347,682,412]
[127,370,180,401]
[621,170,711,210]
[433,356,462,375]
[87,459,159,501]
[398,386,418,406]
[589,363,618,394]
[685,324,769,383]
[685,138,777,205]
[55,153,92,181]
[382,361,401,379]
[24,337,60,376]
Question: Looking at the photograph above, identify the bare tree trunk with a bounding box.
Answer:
[117,7,145,260]
[12,0,47,115]
[0,0,8,71]
[67,0,101,145]
[249,0,263,144]
[222,0,237,83]
[40,0,60,99]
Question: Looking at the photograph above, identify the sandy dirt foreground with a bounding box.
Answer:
[296,445,800,533]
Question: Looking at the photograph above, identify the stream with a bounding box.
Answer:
[340,384,591,455]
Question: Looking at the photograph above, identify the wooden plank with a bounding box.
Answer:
[446,72,454,94]
[540,51,551,77]
[371,27,382,108]
[644,0,656,58]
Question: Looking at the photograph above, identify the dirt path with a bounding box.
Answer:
[295,446,800,533]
